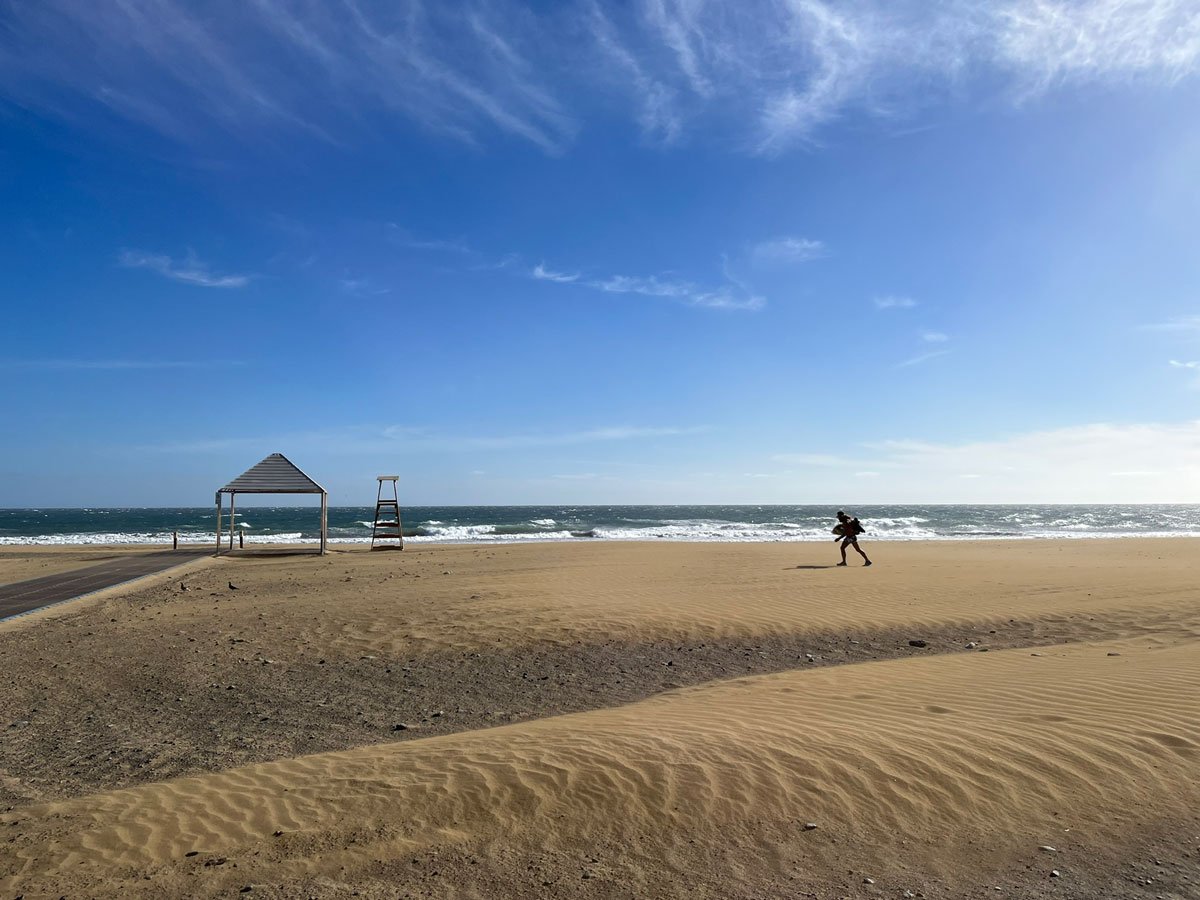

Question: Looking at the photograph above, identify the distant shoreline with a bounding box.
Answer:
[4,503,1200,545]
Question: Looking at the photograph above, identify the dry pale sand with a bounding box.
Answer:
[2,540,1200,898]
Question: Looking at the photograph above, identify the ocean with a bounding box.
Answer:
[1,505,1199,546]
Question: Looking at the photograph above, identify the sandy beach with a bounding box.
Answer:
[2,539,1199,898]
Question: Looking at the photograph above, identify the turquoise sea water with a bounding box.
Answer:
[2,505,1199,545]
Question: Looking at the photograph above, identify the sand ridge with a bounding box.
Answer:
[3,636,1200,897]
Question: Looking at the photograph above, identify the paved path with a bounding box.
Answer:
[0,549,209,622]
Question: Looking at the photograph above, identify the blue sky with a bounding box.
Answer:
[2,0,1200,506]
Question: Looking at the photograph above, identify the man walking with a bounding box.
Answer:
[834,510,872,567]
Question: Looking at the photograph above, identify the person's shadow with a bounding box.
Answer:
[790,564,837,570]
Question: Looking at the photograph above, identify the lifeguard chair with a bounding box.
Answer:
[370,476,404,550]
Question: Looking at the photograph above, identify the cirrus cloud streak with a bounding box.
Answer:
[1,0,1196,154]
[119,250,250,288]
[531,262,763,310]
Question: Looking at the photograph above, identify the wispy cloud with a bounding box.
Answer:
[532,263,580,283]
[0,359,244,370]
[386,225,472,254]
[1,0,576,153]
[119,250,250,288]
[5,1,1196,154]
[339,277,390,296]
[591,273,762,310]
[998,0,1200,92]
[530,262,763,310]
[751,236,826,263]
[920,330,950,343]
[1170,359,1200,389]
[874,295,917,310]
[606,0,1200,152]
[586,1,683,144]
[383,237,763,310]
[897,349,951,368]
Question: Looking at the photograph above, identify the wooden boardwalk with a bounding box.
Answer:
[0,549,208,622]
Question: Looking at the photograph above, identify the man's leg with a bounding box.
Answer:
[838,540,849,566]
[853,542,872,565]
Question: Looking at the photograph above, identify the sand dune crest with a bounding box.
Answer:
[5,635,1200,896]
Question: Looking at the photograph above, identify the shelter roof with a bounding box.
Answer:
[219,453,325,494]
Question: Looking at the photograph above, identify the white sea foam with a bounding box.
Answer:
[5,506,1200,546]
[0,531,307,546]
[5,528,1200,546]
[415,524,497,540]
[0,532,209,546]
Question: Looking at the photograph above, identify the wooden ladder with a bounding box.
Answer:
[371,476,404,550]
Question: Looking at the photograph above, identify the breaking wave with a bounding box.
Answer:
[3,505,1199,545]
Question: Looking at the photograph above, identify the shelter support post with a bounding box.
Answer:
[229,493,236,551]
[320,492,328,555]
[214,495,222,557]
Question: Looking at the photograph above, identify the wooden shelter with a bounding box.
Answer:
[215,453,327,555]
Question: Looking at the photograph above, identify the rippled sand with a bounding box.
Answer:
[2,539,1199,897]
